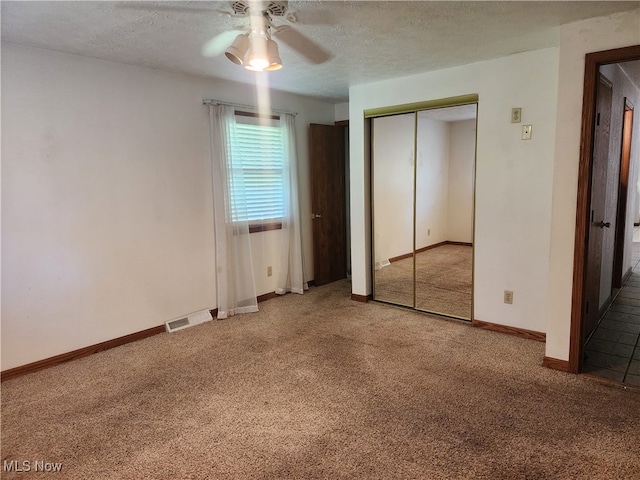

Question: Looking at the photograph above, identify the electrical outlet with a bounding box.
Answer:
[428,229,431,236]
[504,290,513,304]
[267,266,272,277]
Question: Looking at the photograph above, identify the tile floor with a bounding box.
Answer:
[584,237,640,386]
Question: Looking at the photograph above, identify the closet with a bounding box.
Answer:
[369,96,478,320]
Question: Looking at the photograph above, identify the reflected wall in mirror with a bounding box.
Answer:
[372,102,477,320]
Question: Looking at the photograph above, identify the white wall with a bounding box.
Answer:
[335,102,349,123]
[350,47,560,334]
[1,43,335,370]
[447,119,476,243]
[546,9,640,361]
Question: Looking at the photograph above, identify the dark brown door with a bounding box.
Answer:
[612,101,635,287]
[310,124,346,286]
[584,74,613,340]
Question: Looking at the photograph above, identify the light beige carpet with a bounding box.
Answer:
[2,279,640,479]
[374,244,472,318]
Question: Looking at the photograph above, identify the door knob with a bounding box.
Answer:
[312,213,323,219]
[598,221,611,228]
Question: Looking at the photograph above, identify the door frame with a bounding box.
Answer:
[569,44,640,373]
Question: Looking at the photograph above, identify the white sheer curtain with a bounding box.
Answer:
[209,104,258,319]
[276,113,308,295]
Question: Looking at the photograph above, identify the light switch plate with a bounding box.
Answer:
[522,125,532,140]
[511,108,522,123]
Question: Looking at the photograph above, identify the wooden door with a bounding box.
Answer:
[584,75,613,340]
[613,101,635,288]
[310,124,347,286]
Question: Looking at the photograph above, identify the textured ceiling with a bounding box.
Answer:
[2,1,639,102]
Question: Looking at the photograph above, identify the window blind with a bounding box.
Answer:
[229,120,284,222]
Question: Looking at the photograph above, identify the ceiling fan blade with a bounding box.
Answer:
[202,30,245,58]
[116,2,232,16]
[284,8,335,25]
[273,25,332,65]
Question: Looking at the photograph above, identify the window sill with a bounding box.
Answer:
[249,222,283,234]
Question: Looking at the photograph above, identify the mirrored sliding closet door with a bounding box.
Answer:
[372,112,416,308]
[371,99,477,320]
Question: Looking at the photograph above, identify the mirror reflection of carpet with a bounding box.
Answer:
[375,244,472,319]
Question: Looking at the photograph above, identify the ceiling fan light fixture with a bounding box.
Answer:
[225,33,250,65]
[264,39,282,71]
[245,33,270,71]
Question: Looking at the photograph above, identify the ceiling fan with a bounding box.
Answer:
[203,1,333,72]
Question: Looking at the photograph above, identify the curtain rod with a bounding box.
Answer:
[203,99,297,116]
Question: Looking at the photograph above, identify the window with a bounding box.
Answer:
[228,112,284,229]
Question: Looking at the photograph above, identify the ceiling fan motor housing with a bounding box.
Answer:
[231,1,288,17]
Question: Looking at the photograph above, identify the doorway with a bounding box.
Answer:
[582,93,640,386]
[369,97,478,320]
[570,45,640,377]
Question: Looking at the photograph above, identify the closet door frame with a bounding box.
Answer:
[368,94,479,320]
